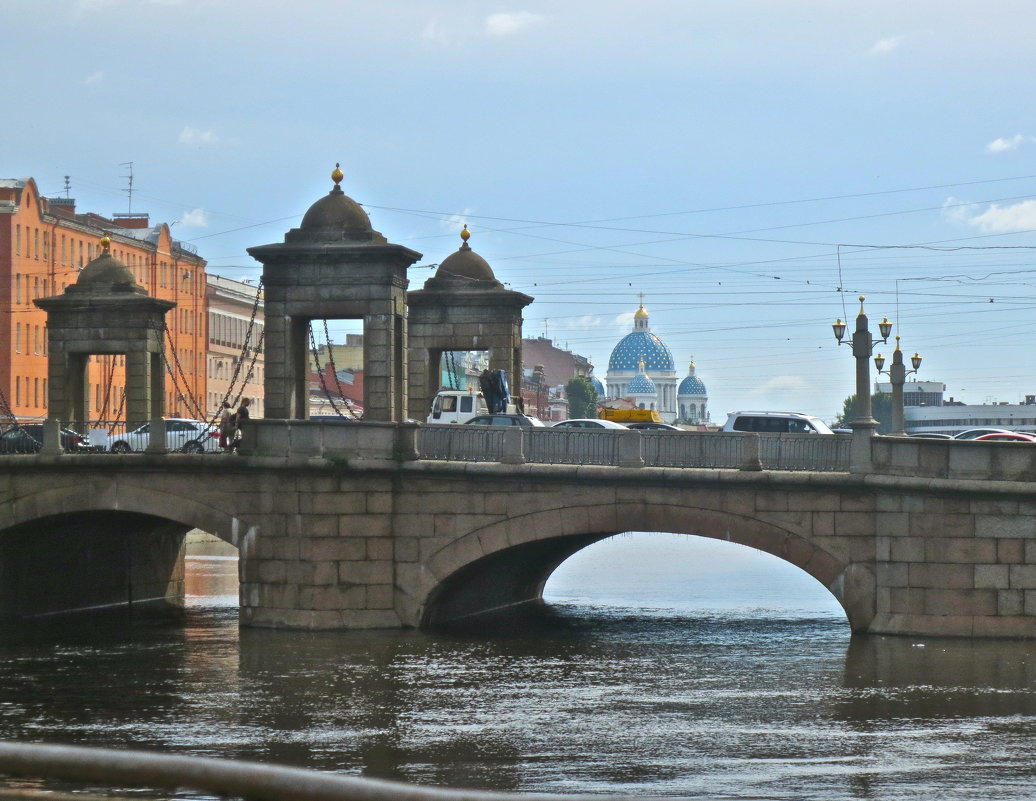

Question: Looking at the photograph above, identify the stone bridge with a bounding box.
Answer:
[4,422,1036,638]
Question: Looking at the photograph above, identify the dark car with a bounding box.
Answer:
[465,414,545,427]
[0,424,87,454]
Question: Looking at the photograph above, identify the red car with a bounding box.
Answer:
[973,432,1036,443]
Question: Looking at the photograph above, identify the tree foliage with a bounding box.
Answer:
[835,392,894,434]
[566,376,599,419]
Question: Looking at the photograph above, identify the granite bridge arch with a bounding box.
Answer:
[418,493,861,631]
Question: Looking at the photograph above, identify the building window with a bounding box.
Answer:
[14,225,20,256]
[15,377,20,406]
[43,232,49,261]
[14,323,21,353]
[34,229,39,259]
[61,235,66,265]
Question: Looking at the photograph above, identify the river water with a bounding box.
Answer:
[1,533,1036,799]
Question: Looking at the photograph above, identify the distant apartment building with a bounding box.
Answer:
[0,177,207,423]
[207,274,264,418]
[521,337,593,421]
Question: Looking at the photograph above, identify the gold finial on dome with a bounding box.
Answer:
[331,162,344,188]
[100,234,111,253]
[460,225,470,243]
[633,291,648,318]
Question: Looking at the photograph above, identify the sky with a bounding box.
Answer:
[6,0,1036,423]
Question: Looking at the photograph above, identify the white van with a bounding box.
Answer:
[722,411,834,435]
[426,390,519,425]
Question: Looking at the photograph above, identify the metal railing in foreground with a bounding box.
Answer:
[0,742,663,801]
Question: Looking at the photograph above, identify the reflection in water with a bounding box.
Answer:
[0,549,1034,799]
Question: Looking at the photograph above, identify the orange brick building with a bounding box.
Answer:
[0,177,208,424]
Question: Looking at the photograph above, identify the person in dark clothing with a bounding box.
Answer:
[233,398,251,451]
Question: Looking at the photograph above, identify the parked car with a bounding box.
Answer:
[465,414,545,427]
[105,418,221,453]
[973,432,1036,443]
[625,422,681,431]
[909,432,953,439]
[0,424,88,454]
[952,428,1016,440]
[722,411,834,435]
[552,419,628,429]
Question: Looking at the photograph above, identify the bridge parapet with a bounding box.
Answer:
[244,420,420,464]
[873,436,1036,482]
[244,422,850,472]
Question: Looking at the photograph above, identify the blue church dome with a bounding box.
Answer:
[589,375,605,396]
[608,331,674,371]
[678,362,707,395]
[678,375,707,395]
[627,372,657,394]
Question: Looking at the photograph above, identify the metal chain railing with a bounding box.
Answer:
[222,279,265,415]
[309,323,349,417]
[321,320,360,419]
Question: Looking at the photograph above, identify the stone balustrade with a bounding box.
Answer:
[242,421,850,472]
[27,419,1036,483]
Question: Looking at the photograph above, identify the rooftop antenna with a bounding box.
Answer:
[543,319,549,339]
[63,175,71,199]
[120,161,134,214]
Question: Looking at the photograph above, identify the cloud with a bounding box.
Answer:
[439,211,474,234]
[572,315,608,329]
[943,196,1036,233]
[75,0,119,13]
[868,36,900,55]
[485,11,544,37]
[179,126,219,146]
[84,70,104,87]
[615,311,636,329]
[744,375,816,410]
[421,18,449,45]
[986,134,1032,153]
[178,208,208,228]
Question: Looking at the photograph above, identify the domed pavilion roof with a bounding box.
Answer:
[432,226,501,286]
[75,235,139,290]
[294,164,378,242]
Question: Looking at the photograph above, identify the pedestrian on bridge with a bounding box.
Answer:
[233,399,251,452]
[218,401,234,451]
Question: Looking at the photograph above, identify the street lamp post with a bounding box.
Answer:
[832,296,892,435]
[874,337,922,437]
